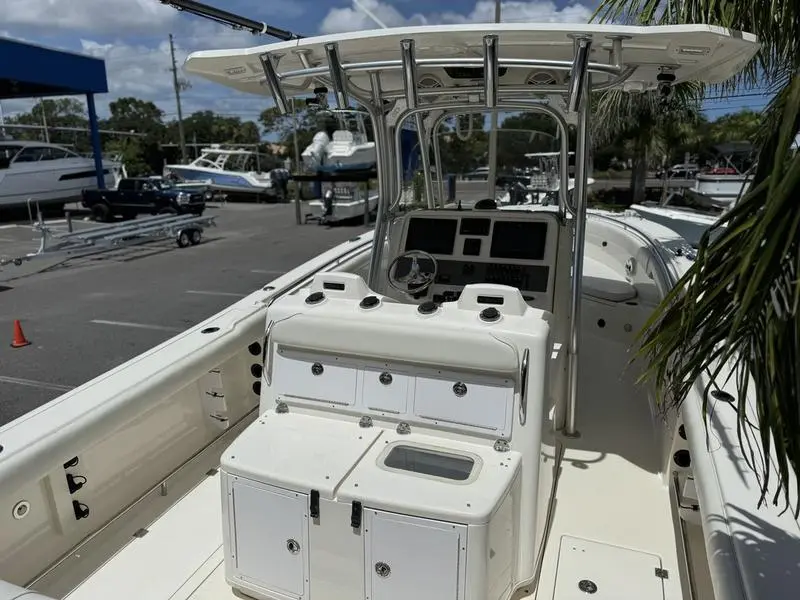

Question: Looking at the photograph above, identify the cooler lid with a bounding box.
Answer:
[221,412,382,499]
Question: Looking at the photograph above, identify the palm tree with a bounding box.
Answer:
[592,86,703,203]
[592,2,800,515]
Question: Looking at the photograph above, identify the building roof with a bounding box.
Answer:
[0,36,108,99]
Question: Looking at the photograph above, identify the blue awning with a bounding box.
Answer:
[0,36,108,99]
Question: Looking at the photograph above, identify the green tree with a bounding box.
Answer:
[592,84,703,204]
[706,109,762,145]
[498,112,559,172]
[102,97,167,176]
[7,98,90,150]
[594,0,800,514]
[436,114,488,174]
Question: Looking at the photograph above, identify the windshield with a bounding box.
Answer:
[399,110,564,210]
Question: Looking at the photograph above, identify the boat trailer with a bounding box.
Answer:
[0,213,217,271]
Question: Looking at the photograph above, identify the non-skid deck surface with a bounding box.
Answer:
[527,330,683,600]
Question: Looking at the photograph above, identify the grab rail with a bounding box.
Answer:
[519,348,530,426]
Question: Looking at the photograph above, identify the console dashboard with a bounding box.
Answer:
[396,211,558,311]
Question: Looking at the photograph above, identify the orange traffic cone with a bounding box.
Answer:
[11,320,31,348]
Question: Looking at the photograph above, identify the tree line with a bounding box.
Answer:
[1,95,761,187]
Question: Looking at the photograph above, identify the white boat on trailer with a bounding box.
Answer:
[0,140,122,210]
[1,19,797,600]
[163,145,286,201]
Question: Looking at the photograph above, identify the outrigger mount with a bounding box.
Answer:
[158,0,303,41]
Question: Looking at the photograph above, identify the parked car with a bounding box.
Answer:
[82,177,206,222]
[655,163,699,179]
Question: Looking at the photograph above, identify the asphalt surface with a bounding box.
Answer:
[0,202,367,426]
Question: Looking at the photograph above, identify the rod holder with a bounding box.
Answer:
[567,37,592,113]
[324,43,349,108]
[259,53,289,115]
[400,39,419,109]
[483,35,499,108]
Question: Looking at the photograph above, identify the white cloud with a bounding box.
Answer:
[0,17,274,120]
[320,0,594,34]
[1,1,595,122]
[4,0,176,33]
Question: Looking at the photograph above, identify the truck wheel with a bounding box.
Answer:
[177,230,191,248]
[189,229,202,245]
[91,203,111,222]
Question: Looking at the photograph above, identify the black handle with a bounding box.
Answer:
[350,501,362,529]
[309,489,320,519]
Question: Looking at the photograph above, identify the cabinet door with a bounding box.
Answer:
[273,347,358,407]
[230,478,309,599]
[366,509,466,600]
[362,367,410,414]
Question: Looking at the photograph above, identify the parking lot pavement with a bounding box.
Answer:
[0,203,369,426]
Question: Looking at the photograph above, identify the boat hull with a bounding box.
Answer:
[0,158,119,208]
[628,204,720,248]
[690,173,750,207]
[165,166,276,195]
[308,193,378,221]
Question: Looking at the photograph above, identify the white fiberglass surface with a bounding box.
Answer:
[54,297,680,600]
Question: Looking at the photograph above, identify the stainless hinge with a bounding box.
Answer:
[133,528,149,538]
[655,567,669,579]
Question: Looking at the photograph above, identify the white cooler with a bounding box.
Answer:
[220,411,522,600]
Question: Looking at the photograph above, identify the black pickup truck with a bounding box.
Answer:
[82,178,206,222]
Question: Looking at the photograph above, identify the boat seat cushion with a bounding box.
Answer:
[582,255,637,302]
[270,312,520,375]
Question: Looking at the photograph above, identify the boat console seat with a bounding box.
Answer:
[219,272,551,600]
[264,272,552,441]
[582,255,637,303]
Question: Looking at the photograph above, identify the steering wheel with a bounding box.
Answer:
[387,250,438,296]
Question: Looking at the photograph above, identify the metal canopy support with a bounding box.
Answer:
[367,72,389,287]
[564,70,591,438]
[85,93,105,190]
[567,36,592,113]
[485,32,500,199]
[400,39,419,109]
[483,35,499,108]
[259,53,289,115]
[400,38,435,208]
[324,43,350,109]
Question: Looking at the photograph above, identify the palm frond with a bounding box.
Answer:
[594,0,800,513]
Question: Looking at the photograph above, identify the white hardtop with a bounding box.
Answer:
[184,23,759,97]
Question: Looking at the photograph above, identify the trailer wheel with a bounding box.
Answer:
[177,230,191,248]
[189,229,202,245]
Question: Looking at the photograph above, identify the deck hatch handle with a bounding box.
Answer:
[350,500,362,528]
[310,489,320,519]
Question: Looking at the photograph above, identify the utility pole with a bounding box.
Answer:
[169,33,188,163]
[38,98,50,143]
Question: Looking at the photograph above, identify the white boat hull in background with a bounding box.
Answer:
[0,157,119,208]
[690,173,750,208]
[308,193,378,222]
[627,204,721,248]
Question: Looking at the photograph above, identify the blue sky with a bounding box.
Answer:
[1,0,771,125]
